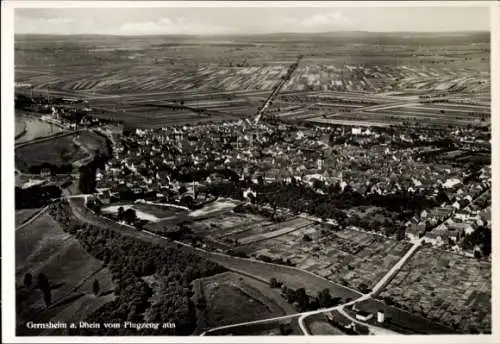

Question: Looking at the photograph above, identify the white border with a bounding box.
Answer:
[2,1,498,343]
[5,0,498,8]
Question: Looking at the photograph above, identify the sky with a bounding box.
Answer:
[14,6,490,35]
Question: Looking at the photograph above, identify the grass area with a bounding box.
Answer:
[102,203,188,223]
[78,131,110,155]
[379,247,491,333]
[189,199,242,219]
[15,208,40,226]
[304,314,347,335]
[192,272,296,333]
[197,250,362,301]
[15,134,87,172]
[15,117,26,138]
[15,213,115,335]
[205,317,303,336]
[133,203,188,218]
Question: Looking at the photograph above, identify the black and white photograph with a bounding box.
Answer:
[2,1,497,341]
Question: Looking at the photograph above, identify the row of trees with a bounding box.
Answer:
[269,278,343,313]
[20,272,52,307]
[207,180,437,224]
[78,149,111,194]
[49,202,226,335]
[15,184,61,209]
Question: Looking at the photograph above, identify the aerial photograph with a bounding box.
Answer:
[10,2,492,338]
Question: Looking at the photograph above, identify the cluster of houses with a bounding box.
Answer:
[91,121,490,255]
[404,166,491,253]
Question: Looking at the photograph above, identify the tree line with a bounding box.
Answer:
[15,184,61,209]
[48,202,226,335]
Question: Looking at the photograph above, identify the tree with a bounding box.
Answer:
[118,206,125,220]
[79,165,97,194]
[37,273,49,290]
[179,185,187,195]
[43,288,52,307]
[358,283,370,294]
[296,288,309,311]
[317,288,332,308]
[284,288,297,304]
[258,175,264,185]
[93,279,100,295]
[23,273,33,288]
[302,234,312,242]
[270,277,278,288]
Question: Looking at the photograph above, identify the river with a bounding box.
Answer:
[15,115,64,143]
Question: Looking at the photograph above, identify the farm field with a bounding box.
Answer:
[15,33,489,128]
[15,213,115,335]
[15,208,41,226]
[15,133,88,172]
[378,247,491,333]
[15,58,489,97]
[191,210,412,294]
[228,222,412,292]
[189,212,272,240]
[191,271,296,333]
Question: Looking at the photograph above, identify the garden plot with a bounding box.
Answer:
[379,247,491,333]
[246,226,412,293]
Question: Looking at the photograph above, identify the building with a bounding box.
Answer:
[377,311,385,323]
[355,311,373,322]
[423,229,447,247]
[406,224,426,241]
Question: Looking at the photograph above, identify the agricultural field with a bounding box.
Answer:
[15,208,41,226]
[191,272,296,333]
[15,133,88,172]
[378,247,491,333]
[15,32,489,128]
[239,222,412,292]
[15,213,115,335]
[191,208,412,294]
[188,212,272,240]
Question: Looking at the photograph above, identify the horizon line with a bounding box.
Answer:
[14,30,491,37]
